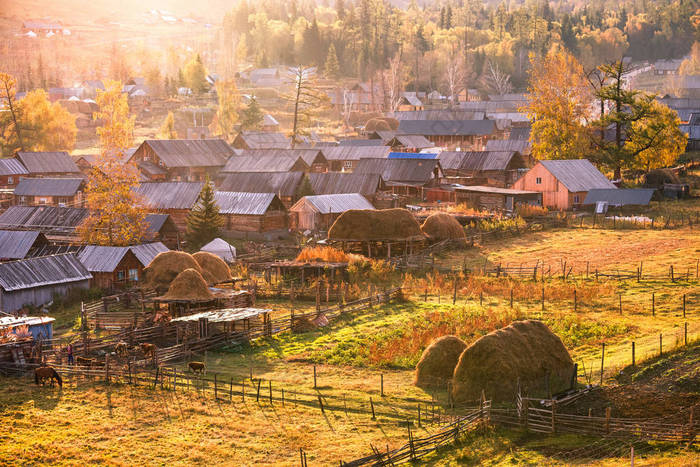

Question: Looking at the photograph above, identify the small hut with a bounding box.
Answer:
[199,238,236,263]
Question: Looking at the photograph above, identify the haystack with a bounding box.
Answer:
[644,168,681,187]
[193,251,232,285]
[452,320,574,403]
[144,251,202,291]
[414,335,467,389]
[160,268,214,301]
[291,315,318,333]
[328,209,425,242]
[365,118,391,132]
[420,212,466,242]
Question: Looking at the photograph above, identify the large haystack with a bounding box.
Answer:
[328,209,425,241]
[161,268,214,301]
[414,335,467,389]
[193,251,232,285]
[421,212,466,242]
[452,320,574,403]
[644,168,681,187]
[144,251,202,291]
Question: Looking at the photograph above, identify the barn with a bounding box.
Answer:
[512,159,616,210]
[214,192,288,235]
[0,230,49,260]
[133,182,204,231]
[217,172,304,208]
[290,193,375,231]
[77,242,169,290]
[14,178,85,207]
[439,150,531,187]
[0,254,92,313]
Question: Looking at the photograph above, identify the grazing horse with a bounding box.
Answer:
[188,361,205,374]
[115,341,129,358]
[140,343,156,359]
[35,366,62,388]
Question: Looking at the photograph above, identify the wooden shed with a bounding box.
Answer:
[290,193,375,231]
[439,151,531,187]
[133,182,204,231]
[0,230,49,260]
[214,192,288,234]
[454,185,542,212]
[77,242,169,290]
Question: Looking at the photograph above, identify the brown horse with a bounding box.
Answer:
[115,341,129,358]
[188,361,205,374]
[35,366,62,388]
[140,343,156,359]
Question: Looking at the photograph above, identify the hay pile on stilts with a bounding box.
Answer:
[328,209,425,241]
[451,320,574,403]
[143,251,202,291]
[160,268,214,301]
[414,335,467,389]
[420,212,466,243]
[193,251,232,285]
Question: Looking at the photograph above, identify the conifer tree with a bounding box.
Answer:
[159,112,177,139]
[185,177,223,250]
[294,174,314,200]
[324,43,340,79]
[240,96,264,130]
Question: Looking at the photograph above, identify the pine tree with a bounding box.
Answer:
[324,43,340,79]
[159,112,177,139]
[294,174,314,200]
[185,177,223,250]
[445,5,453,29]
[240,96,264,130]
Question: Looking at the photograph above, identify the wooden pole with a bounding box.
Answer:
[683,294,686,318]
[600,343,605,386]
[632,341,635,367]
[510,288,513,308]
[269,380,273,404]
[214,373,218,400]
[370,397,376,420]
[659,333,663,357]
[685,322,688,346]
[652,293,655,316]
[242,380,245,402]
[453,278,458,305]
[541,286,545,311]
[380,374,384,397]
[619,294,622,315]
[574,289,577,312]
[313,365,317,389]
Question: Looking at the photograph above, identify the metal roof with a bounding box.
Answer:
[0,230,44,260]
[337,139,385,147]
[389,134,434,149]
[508,127,531,140]
[322,145,390,161]
[136,139,233,168]
[485,139,531,153]
[454,185,540,195]
[398,119,496,136]
[235,149,326,167]
[77,242,169,272]
[353,158,441,184]
[0,253,92,292]
[291,193,375,214]
[15,152,79,174]
[392,110,485,121]
[0,158,28,176]
[438,151,519,171]
[308,173,382,196]
[144,214,169,234]
[0,206,88,233]
[234,132,290,149]
[218,172,304,197]
[388,152,438,160]
[200,238,236,262]
[130,242,169,266]
[222,155,307,173]
[14,178,84,196]
[540,159,616,192]
[214,192,281,215]
[0,315,55,330]
[133,182,203,210]
[583,189,655,206]
[171,307,270,323]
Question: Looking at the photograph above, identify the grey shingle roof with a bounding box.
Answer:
[353,158,440,184]
[234,132,290,149]
[0,158,28,176]
[540,160,616,192]
[221,155,307,173]
[137,139,234,168]
[133,182,204,210]
[337,139,385,147]
[235,149,325,167]
[439,151,520,171]
[77,242,169,272]
[14,178,84,197]
[218,172,303,198]
[0,230,44,260]
[398,119,496,136]
[0,253,92,292]
[321,145,390,161]
[15,152,79,174]
[0,206,89,232]
[213,192,282,215]
[291,193,375,214]
[131,242,169,266]
[308,173,382,196]
[389,135,433,149]
[392,110,485,120]
[485,139,531,153]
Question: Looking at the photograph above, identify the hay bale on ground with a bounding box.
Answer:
[414,335,467,389]
[161,268,214,301]
[420,212,466,243]
[144,251,202,291]
[328,209,425,242]
[291,315,317,333]
[193,251,232,285]
[452,320,574,403]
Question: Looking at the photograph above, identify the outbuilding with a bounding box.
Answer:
[77,242,169,290]
[290,193,375,231]
[214,192,288,235]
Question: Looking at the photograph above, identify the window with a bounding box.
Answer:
[7,176,13,185]
[343,161,353,169]
[573,195,580,203]
[536,177,542,184]
[117,270,125,281]
[128,268,138,282]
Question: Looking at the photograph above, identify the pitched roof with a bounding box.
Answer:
[485,139,531,154]
[0,206,88,232]
[77,242,169,272]
[14,178,84,197]
[138,139,233,168]
[0,158,29,176]
[540,159,616,192]
[129,242,169,266]
[218,172,304,197]
[291,193,375,214]
[398,119,496,136]
[322,145,391,161]
[508,127,531,140]
[200,238,236,261]
[0,253,91,292]
[235,149,325,167]
[438,151,520,171]
[213,192,282,215]
[221,155,307,173]
[0,230,45,260]
[133,182,204,210]
[393,110,485,121]
[388,134,433,149]
[15,151,79,174]
[308,173,382,196]
[353,158,440,185]
[583,189,655,206]
[337,139,385,147]
[234,131,290,149]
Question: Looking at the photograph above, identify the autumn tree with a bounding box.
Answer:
[324,43,340,79]
[78,80,147,246]
[184,53,208,94]
[525,49,593,160]
[0,72,24,155]
[213,80,240,142]
[481,60,513,96]
[282,66,329,148]
[159,112,177,139]
[240,96,264,131]
[185,176,223,250]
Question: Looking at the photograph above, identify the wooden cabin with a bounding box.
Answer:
[14,151,80,177]
[232,131,290,150]
[14,178,85,207]
[217,172,304,208]
[133,182,204,231]
[0,158,28,190]
[214,192,288,234]
[290,193,375,231]
[439,151,532,187]
[129,139,234,182]
[397,120,498,150]
[321,146,390,172]
[77,243,169,291]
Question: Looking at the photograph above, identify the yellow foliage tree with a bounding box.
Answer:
[213,80,240,142]
[524,49,592,160]
[159,111,177,139]
[78,80,147,246]
[626,99,687,172]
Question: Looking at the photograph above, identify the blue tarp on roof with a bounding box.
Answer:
[388,152,438,160]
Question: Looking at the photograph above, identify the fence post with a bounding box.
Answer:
[600,343,605,386]
[632,341,635,367]
[551,400,556,434]
[574,289,577,312]
[453,277,458,305]
[313,365,317,389]
[269,380,273,404]
[256,378,261,402]
[370,397,376,420]
[230,377,233,402]
[652,293,655,316]
[480,292,483,307]
[541,286,545,311]
[380,374,384,397]
[242,380,245,402]
[417,404,421,427]
[683,294,686,318]
[214,373,218,400]
[659,334,663,357]
[619,294,622,315]
[510,289,513,308]
[685,322,688,346]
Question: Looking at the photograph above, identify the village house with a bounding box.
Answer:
[0,230,49,261]
[397,92,425,112]
[213,192,288,237]
[511,159,617,210]
[308,172,384,200]
[386,135,434,152]
[0,206,89,238]
[232,131,290,150]
[452,185,542,212]
[129,139,234,182]
[14,178,85,207]
[485,139,532,156]
[0,253,91,313]
[353,158,442,199]
[77,242,169,290]
[397,120,498,150]
[337,139,385,148]
[289,193,375,231]
[217,172,305,208]
[224,149,328,173]
[438,150,532,187]
[0,158,29,190]
[14,151,80,177]
[133,182,203,231]
[142,214,180,249]
[322,146,391,172]
[221,154,309,174]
